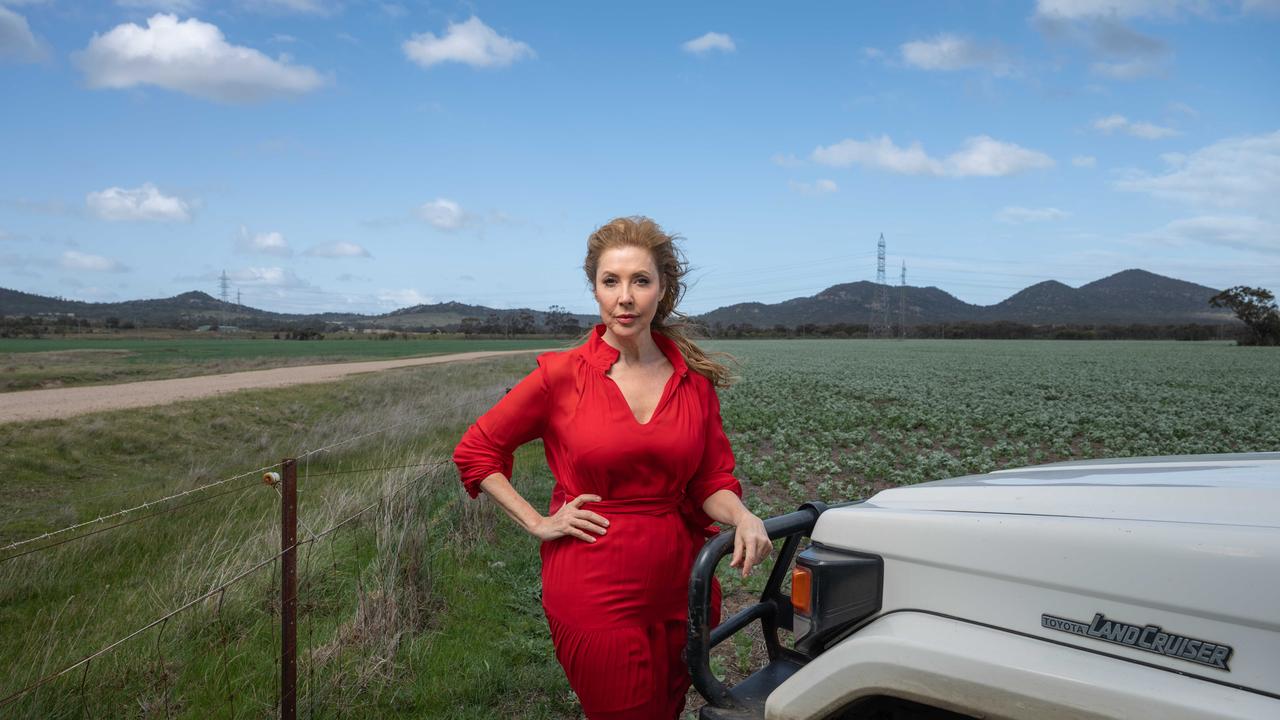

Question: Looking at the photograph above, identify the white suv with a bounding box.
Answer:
[687,452,1280,720]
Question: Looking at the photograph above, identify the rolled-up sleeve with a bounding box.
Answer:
[452,357,549,498]
[686,383,743,513]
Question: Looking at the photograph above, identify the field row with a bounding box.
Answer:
[711,340,1279,514]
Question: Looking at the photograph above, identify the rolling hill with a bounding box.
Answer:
[698,269,1237,327]
[1,269,1239,330]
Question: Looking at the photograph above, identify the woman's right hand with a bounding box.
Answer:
[529,494,610,543]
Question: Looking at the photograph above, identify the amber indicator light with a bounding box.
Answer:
[791,566,812,616]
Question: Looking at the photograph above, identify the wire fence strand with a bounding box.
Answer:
[0,478,265,565]
[2,381,500,716]
[2,455,457,713]
[0,543,296,710]
[1,461,281,553]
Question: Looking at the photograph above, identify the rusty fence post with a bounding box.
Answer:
[281,458,298,720]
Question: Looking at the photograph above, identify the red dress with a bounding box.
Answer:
[453,323,741,719]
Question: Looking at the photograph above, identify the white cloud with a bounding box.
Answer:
[86,182,192,222]
[812,135,1053,177]
[1092,114,1178,138]
[74,14,326,103]
[1035,6,1172,80]
[1114,130,1280,212]
[402,16,534,69]
[418,198,464,230]
[377,288,432,307]
[900,34,1010,75]
[1138,215,1279,253]
[0,6,45,63]
[862,46,884,59]
[996,206,1070,223]
[946,136,1056,177]
[236,226,291,256]
[229,266,307,287]
[789,179,838,194]
[305,241,370,258]
[60,250,127,272]
[812,136,943,176]
[1073,155,1098,167]
[682,32,735,55]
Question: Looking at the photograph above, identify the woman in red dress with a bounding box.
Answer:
[452,216,772,719]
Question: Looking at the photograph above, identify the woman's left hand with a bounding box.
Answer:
[729,511,771,578]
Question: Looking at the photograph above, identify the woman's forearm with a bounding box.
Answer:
[478,472,544,533]
[700,488,752,526]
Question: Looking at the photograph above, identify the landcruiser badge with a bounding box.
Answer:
[1041,613,1232,671]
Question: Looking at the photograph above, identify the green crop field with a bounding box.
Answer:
[715,339,1279,515]
[1,339,1275,718]
[0,336,567,392]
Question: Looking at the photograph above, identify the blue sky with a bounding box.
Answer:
[1,0,1277,316]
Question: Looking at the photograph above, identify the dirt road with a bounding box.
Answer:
[0,349,540,425]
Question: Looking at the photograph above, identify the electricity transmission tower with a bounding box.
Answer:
[219,270,230,303]
[870,234,891,338]
[899,261,907,339]
[236,289,242,306]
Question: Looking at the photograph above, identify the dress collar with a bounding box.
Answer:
[583,323,689,378]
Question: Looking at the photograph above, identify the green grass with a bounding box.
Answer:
[1,354,579,719]
[0,336,567,391]
[3,338,1276,719]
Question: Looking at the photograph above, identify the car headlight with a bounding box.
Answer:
[791,544,883,656]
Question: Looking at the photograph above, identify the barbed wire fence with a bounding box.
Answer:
[0,389,507,719]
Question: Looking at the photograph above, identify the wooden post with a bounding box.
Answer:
[281,458,297,720]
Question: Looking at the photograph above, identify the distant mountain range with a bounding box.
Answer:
[698,269,1236,327]
[0,269,1238,330]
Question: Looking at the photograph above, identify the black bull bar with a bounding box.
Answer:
[685,501,828,714]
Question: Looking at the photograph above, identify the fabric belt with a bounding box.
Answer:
[580,495,684,515]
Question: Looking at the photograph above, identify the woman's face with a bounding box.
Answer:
[594,246,663,340]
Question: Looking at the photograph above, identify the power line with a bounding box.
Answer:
[870,234,892,338]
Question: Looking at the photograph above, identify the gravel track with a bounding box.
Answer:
[0,349,539,425]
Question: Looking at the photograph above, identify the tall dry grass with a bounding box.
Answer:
[0,355,575,718]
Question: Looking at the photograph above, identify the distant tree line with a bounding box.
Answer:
[1,315,91,338]
[10,289,1274,345]
[456,306,582,336]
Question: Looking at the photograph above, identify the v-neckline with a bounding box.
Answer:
[604,367,677,426]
